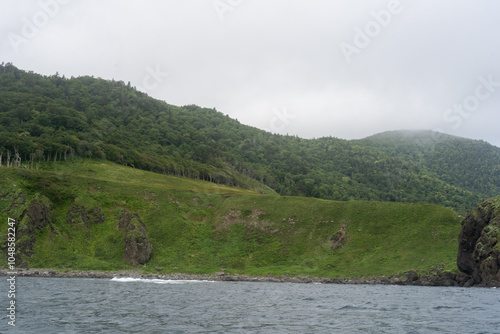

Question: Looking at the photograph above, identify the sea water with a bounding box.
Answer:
[1,277,499,333]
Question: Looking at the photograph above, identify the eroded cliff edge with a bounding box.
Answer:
[457,196,500,287]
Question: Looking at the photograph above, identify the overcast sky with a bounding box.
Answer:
[1,0,500,147]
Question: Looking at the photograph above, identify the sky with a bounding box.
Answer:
[1,0,500,147]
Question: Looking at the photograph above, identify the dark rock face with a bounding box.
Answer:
[117,210,153,267]
[432,271,457,287]
[24,195,51,229]
[405,270,419,282]
[67,204,105,227]
[1,188,27,212]
[15,194,52,267]
[331,223,349,250]
[457,197,500,286]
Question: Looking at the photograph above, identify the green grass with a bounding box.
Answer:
[208,196,460,277]
[0,159,462,278]
[38,158,276,195]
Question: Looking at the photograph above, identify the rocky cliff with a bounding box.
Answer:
[15,194,52,267]
[457,196,500,286]
[118,210,153,267]
[1,185,153,269]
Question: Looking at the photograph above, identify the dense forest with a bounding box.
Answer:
[1,63,499,214]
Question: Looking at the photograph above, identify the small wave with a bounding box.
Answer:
[336,305,368,311]
[432,305,459,310]
[110,277,215,284]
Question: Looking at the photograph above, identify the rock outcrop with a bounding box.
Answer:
[331,223,349,250]
[1,187,26,212]
[117,210,153,267]
[67,204,105,227]
[457,196,500,286]
[15,194,52,267]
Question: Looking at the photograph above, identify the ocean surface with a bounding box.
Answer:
[1,276,499,333]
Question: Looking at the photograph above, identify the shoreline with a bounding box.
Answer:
[0,268,490,287]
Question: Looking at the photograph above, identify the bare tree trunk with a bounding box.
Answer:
[6,150,10,168]
[13,146,21,168]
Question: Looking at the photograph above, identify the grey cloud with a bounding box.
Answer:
[0,0,498,147]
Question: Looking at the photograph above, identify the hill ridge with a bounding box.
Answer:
[0,63,499,214]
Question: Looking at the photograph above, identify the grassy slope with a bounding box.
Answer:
[0,160,461,278]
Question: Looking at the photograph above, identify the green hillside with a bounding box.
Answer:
[1,63,499,214]
[0,160,461,278]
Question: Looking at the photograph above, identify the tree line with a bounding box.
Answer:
[1,63,499,214]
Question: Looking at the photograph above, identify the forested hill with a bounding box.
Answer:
[1,63,499,214]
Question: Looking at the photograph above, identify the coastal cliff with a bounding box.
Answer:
[457,196,500,286]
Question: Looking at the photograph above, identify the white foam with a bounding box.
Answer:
[110,277,215,284]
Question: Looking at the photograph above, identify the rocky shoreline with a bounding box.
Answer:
[1,268,495,287]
